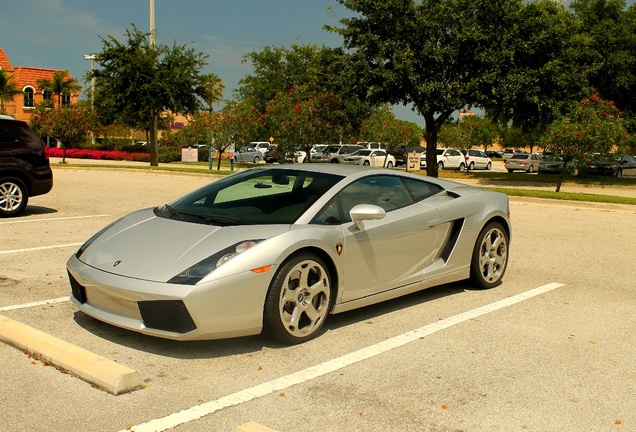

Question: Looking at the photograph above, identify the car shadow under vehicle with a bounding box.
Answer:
[71,280,470,359]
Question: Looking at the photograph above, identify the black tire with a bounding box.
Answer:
[507,169,513,173]
[469,162,475,170]
[459,163,466,172]
[437,161,444,171]
[470,222,509,289]
[616,169,623,178]
[363,160,370,166]
[486,162,492,170]
[253,156,260,163]
[386,161,393,168]
[263,253,332,344]
[0,177,28,217]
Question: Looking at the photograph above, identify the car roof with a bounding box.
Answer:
[245,162,465,191]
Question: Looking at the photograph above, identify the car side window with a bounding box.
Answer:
[0,127,16,143]
[313,175,418,225]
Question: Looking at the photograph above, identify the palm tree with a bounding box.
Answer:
[198,73,225,112]
[0,70,21,115]
[37,70,81,109]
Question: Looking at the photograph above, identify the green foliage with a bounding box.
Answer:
[29,102,99,162]
[359,107,423,150]
[236,44,375,135]
[570,0,636,133]
[439,116,499,150]
[332,0,524,176]
[265,85,350,159]
[37,70,81,108]
[542,94,629,190]
[88,25,208,165]
[0,70,21,114]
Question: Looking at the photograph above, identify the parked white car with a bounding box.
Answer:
[343,149,396,168]
[464,149,492,170]
[421,148,466,171]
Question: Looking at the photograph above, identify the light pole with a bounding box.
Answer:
[84,54,96,144]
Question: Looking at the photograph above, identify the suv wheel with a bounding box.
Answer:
[0,177,28,217]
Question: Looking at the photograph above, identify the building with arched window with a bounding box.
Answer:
[0,48,79,121]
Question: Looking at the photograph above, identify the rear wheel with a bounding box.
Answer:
[616,169,623,178]
[528,164,535,173]
[263,253,332,344]
[486,162,492,170]
[0,177,28,217]
[437,161,444,171]
[459,163,466,172]
[470,222,509,289]
[469,162,475,170]
[363,160,370,166]
[386,161,393,168]
[253,156,260,163]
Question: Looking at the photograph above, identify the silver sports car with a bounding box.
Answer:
[67,165,511,344]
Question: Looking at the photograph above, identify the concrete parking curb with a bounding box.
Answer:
[0,314,143,395]
[234,422,279,432]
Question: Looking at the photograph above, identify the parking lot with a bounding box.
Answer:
[1,166,635,432]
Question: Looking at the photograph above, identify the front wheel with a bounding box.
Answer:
[486,162,492,170]
[0,177,28,217]
[616,169,623,178]
[386,161,393,168]
[470,222,509,289]
[263,253,332,344]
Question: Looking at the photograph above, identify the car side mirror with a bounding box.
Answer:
[350,204,386,230]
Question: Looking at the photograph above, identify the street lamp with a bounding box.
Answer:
[84,54,96,144]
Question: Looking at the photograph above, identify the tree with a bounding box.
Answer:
[30,102,99,163]
[37,70,81,109]
[571,0,636,132]
[0,70,21,115]
[359,106,423,166]
[439,116,500,150]
[88,25,208,166]
[236,44,374,136]
[542,95,629,191]
[265,85,349,161]
[486,1,589,134]
[330,0,523,177]
[198,73,225,112]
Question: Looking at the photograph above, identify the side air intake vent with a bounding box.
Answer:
[441,219,464,262]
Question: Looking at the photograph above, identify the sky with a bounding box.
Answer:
[0,0,425,124]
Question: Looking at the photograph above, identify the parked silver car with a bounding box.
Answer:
[67,165,511,344]
[504,153,543,173]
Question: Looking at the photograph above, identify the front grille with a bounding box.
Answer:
[138,300,197,334]
[68,271,87,304]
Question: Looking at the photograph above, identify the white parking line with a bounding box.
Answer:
[0,243,84,255]
[0,214,110,225]
[0,297,68,312]
[123,282,565,432]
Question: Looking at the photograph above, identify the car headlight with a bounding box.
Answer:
[168,240,262,285]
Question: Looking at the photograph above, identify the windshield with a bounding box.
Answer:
[155,169,343,226]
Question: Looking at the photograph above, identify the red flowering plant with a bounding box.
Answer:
[265,85,349,162]
[542,95,629,191]
[30,102,99,163]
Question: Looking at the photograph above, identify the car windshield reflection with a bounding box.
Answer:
[155,169,343,225]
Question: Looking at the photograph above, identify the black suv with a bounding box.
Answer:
[0,117,53,216]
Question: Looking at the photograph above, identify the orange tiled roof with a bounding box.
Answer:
[0,48,77,93]
[0,48,14,71]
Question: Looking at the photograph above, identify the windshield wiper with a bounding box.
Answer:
[160,204,183,220]
[172,209,240,226]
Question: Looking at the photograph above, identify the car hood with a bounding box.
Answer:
[77,208,291,282]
